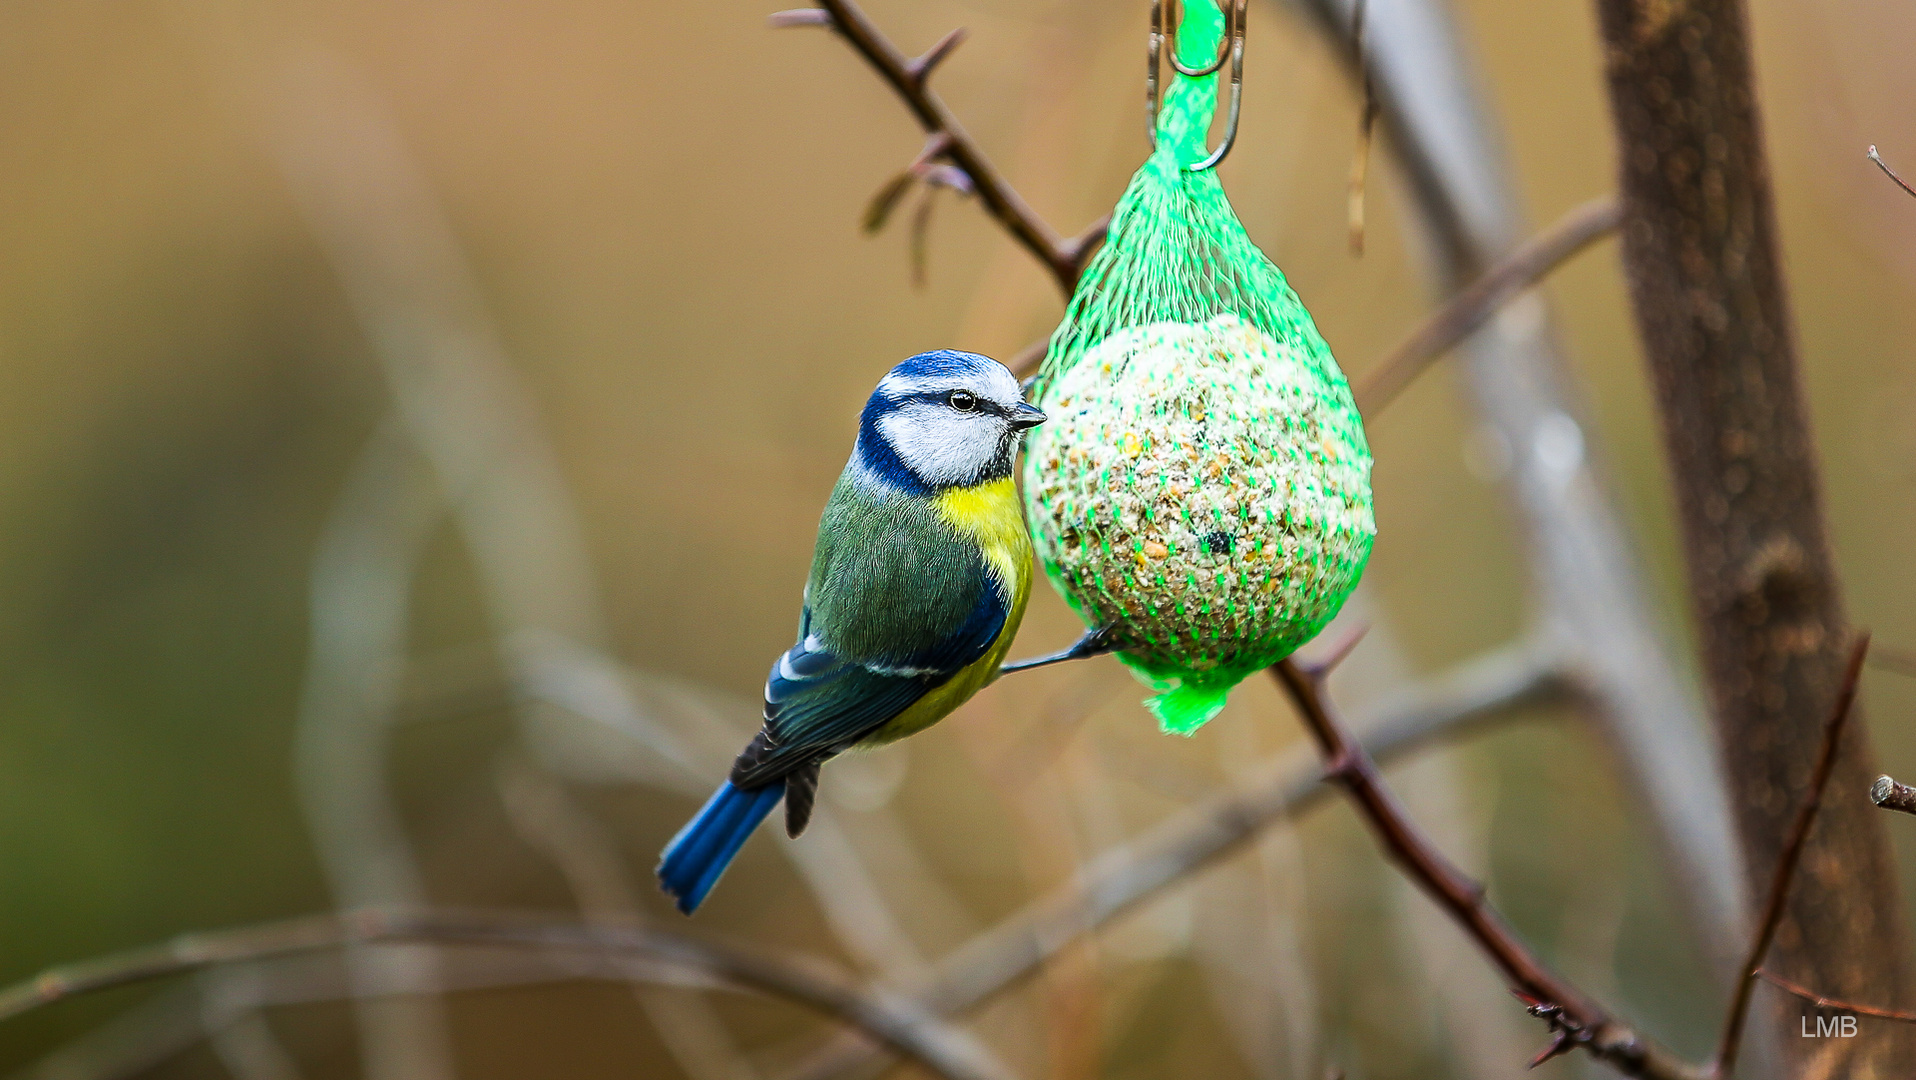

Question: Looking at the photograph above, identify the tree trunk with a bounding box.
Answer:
[1592,0,1909,1072]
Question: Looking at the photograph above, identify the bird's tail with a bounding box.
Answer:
[656,780,785,914]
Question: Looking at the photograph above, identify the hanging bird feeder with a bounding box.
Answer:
[1023,0,1375,734]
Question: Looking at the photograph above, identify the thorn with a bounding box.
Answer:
[920,163,974,194]
[1302,622,1369,681]
[768,8,833,28]
[1325,749,1361,780]
[1527,1031,1574,1069]
[906,26,967,83]
[911,131,956,170]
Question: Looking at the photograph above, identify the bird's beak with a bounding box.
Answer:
[1009,402,1047,429]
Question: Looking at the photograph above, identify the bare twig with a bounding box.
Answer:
[775,2,1107,293]
[0,909,1014,1080]
[1269,656,1701,1080]
[1870,775,1916,817]
[1754,968,1916,1023]
[1712,632,1870,1076]
[1353,196,1620,415]
[1868,146,1916,201]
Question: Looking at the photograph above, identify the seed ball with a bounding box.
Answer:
[1023,314,1374,682]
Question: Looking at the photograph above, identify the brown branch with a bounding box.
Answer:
[0,908,1015,1080]
[1595,2,1907,1071]
[1269,656,1702,1080]
[1713,632,1870,1077]
[1353,195,1620,416]
[1870,775,1916,817]
[1755,968,1916,1023]
[774,2,1107,294]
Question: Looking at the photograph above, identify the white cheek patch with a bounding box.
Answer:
[877,403,1001,488]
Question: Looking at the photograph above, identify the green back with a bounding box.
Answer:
[809,470,981,664]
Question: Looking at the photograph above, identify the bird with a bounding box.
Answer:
[656,350,1046,915]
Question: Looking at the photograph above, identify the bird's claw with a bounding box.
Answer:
[999,625,1121,675]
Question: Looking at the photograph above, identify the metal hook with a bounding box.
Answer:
[1146,0,1247,172]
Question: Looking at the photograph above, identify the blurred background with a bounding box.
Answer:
[3,0,1916,1077]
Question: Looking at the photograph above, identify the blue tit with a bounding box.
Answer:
[657,350,1046,914]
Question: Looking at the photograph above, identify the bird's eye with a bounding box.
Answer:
[948,390,978,412]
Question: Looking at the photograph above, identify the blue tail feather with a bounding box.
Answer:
[657,780,785,914]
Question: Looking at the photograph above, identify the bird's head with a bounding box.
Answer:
[855,350,1046,492]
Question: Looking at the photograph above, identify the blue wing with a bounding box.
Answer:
[730,576,1008,787]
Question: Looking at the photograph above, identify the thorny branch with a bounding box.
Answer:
[1713,632,1869,1077]
[804,0,1624,409]
[1270,650,1703,1080]
[772,1,1107,295]
[0,908,1013,1080]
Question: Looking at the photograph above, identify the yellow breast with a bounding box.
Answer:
[931,478,1032,604]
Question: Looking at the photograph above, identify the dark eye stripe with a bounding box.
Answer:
[904,389,1012,416]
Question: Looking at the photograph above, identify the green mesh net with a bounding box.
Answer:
[1022,0,1374,734]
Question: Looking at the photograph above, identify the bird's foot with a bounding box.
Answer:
[999,625,1120,676]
